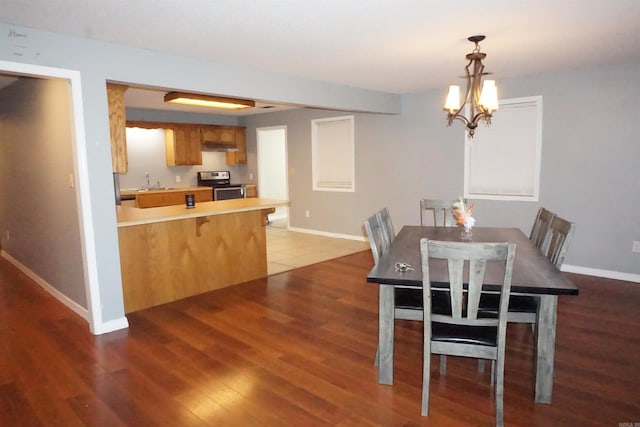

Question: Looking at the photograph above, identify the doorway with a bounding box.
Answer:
[257,126,288,228]
[0,60,103,333]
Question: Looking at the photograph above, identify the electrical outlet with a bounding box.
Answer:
[305,210,310,218]
[175,175,181,183]
[249,172,253,180]
[5,230,10,241]
[633,241,640,253]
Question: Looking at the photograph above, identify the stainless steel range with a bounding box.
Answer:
[197,171,246,200]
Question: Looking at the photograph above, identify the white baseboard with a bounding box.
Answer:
[1,250,130,334]
[287,226,366,242]
[1,250,89,320]
[561,264,640,283]
[271,232,639,283]
[91,317,130,335]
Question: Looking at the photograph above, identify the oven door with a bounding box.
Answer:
[214,186,245,200]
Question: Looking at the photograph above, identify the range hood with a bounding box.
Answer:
[201,142,238,152]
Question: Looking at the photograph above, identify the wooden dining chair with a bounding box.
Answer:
[477,212,575,378]
[363,210,388,264]
[529,207,555,250]
[364,208,425,320]
[378,207,395,253]
[365,208,440,365]
[544,215,576,268]
[419,199,463,227]
[420,239,516,427]
[480,207,556,327]
[508,207,555,324]
[365,209,415,364]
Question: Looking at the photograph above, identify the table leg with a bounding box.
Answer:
[535,294,558,403]
[378,285,394,385]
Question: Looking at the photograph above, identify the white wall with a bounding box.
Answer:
[0,21,637,334]
[0,21,398,331]
[0,77,87,306]
[121,128,230,189]
[242,60,640,278]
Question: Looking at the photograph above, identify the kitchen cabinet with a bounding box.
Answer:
[135,187,212,208]
[226,127,247,165]
[126,120,246,166]
[107,83,128,173]
[165,125,203,166]
[201,125,236,146]
[245,184,257,198]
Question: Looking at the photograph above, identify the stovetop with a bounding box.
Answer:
[197,170,233,187]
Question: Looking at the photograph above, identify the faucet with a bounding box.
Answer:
[140,171,151,190]
[140,171,163,190]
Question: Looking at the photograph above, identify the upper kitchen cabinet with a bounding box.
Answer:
[125,120,244,166]
[226,127,247,165]
[201,125,236,146]
[165,125,203,166]
[107,83,128,173]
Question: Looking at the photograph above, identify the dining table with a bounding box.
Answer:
[366,225,579,404]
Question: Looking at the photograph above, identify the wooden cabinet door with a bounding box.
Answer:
[107,84,128,173]
[165,126,202,166]
[194,188,213,202]
[202,125,236,146]
[201,126,221,143]
[245,184,257,198]
[218,127,235,143]
[226,127,247,164]
[135,188,213,208]
[135,192,168,208]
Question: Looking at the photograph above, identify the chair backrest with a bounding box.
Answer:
[420,239,516,328]
[544,215,575,268]
[529,207,555,250]
[363,208,394,264]
[378,207,395,244]
[420,199,462,227]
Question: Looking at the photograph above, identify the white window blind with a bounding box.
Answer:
[464,96,543,201]
[312,115,355,192]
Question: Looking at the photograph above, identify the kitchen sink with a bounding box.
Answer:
[136,187,181,192]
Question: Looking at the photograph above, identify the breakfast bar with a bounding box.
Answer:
[116,198,288,313]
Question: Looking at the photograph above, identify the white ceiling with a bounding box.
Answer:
[1,0,639,115]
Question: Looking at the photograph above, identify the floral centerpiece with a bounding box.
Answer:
[452,198,475,239]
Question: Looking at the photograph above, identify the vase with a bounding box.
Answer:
[460,225,473,241]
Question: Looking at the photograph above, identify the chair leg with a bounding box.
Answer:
[491,360,496,386]
[422,345,431,415]
[495,356,504,427]
[439,355,447,375]
[374,345,379,366]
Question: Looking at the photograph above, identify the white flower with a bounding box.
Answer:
[452,198,475,228]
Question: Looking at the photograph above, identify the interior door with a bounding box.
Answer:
[257,126,288,225]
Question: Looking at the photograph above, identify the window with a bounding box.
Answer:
[311,115,355,192]
[464,96,543,201]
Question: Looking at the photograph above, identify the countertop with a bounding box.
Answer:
[116,197,289,227]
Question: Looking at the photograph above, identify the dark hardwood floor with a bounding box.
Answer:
[1,252,639,426]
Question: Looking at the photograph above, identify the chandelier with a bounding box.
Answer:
[444,35,498,138]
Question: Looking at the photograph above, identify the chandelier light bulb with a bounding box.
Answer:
[444,85,461,113]
[479,80,498,113]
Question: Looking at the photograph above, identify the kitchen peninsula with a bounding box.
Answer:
[116,198,288,313]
